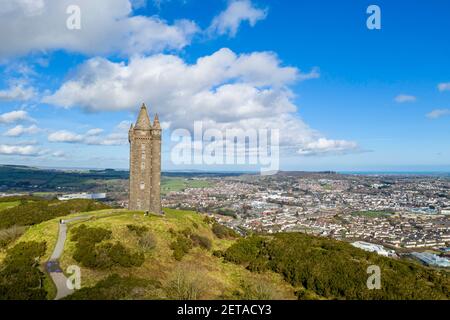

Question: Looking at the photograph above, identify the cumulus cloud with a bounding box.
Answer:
[0,83,36,101]
[394,94,416,103]
[297,138,359,156]
[0,144,43,156]
[426,109,450,119]
[85,128,104,136]
[438,83,450,92]
[48,130,84,143]
[4,124,41,137]
[48,123,129,146]
[0,0,198,59]
[208,0,268,37]
[0,110,34,124]
[44,48,359,156]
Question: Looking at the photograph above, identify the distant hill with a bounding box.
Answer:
[0,198,448,300]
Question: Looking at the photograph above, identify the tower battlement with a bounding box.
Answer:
[128,103,162,213]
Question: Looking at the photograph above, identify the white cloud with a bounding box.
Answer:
[48,130,84,143]
[426,109,450,119]
[48,123,129,146]
[0,110,33,124]
[4,124,40,137]
[85,128,104,136]
[394,94,416,103]
[297,138,359,156]
[0,83,36,101]
[208,0,267,37]
[44,48,358,156]
[438,82,450,92]
[0,144,42,156]
[51,150,67,158]
[0,0,198,59]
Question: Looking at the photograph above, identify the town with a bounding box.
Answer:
[161,172,450,267]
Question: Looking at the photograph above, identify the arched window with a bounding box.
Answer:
[140,182,145,190]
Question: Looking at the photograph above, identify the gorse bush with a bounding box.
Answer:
[0,241,48,300]
[190,234,212,250]
[212,222,239,239]
[170,235,193,261]
[71,225,144,269]
[0,199,110,229]
[64,274,160,300]
[169,227,213,260]
[71,224,112,244]
[127,224,156,251]
[223,232,450,300]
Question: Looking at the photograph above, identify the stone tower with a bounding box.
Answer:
[128,103,162,213]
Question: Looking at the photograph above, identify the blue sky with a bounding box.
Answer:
[0,0,449,172]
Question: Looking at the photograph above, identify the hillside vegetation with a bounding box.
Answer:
[220,234,450,299]
[0,198,110,229]
[0,197,448,300]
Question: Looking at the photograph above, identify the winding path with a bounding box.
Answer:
[46,216,91,300]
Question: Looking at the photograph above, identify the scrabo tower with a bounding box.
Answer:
[128,103,162,213]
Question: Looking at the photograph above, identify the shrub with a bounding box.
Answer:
[223,236,266,266]
[127,224,149,237]
[71,224,112,244]
[71,225,144,269]
[165,270,205,300]
[190,234,212,250]
[0,241,48,300]
[192,222,199,229]
[181,227,192,238]
[0,225,27,248]
[138,232,157,251]
[0,199,110,229]
[223,232,450,300]
[64,274,160,300]
[238,279,279,300]
[212,250,223,258]
[203,215,214,225]
[168,228,177,237]
[102,242,145,268]
[212,222,239,239]
[170,235,193,261]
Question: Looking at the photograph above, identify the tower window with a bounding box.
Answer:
[140,182,145,190]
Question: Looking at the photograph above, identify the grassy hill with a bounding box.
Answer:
[0,199,449,300]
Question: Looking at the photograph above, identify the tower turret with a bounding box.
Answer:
[128,103,162,214]
[135,103,152,130]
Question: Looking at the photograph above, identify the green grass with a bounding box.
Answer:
[6,208,295,300]
[161,177,214,195]
[351,210,395,218]
[0,201,20,211]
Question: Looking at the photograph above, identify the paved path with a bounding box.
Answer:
[46,216,91,300]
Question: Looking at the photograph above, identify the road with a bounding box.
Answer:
[46,216,91,300]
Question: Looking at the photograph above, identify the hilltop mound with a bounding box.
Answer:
[0,204,448,300]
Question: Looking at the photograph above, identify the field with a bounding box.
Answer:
[0,201,20,211]
[161,177,214,195]
[351,210,395,218]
